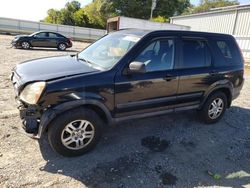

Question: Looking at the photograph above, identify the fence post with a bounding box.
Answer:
[232,9,239,35]
[18,20,21,33]
[89,29,91,40]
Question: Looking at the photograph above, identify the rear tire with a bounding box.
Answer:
[48,107,103,157]
[57,43,67,51]
[200,92,227,124]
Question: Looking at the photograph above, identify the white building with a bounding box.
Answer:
[170,4,250,59]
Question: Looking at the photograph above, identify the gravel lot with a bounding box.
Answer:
[0,34,250,188]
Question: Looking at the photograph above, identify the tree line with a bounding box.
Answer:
[44,0,239,29]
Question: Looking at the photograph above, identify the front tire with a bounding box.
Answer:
[200,92,227,124]
[48,108,103,157]
[21,41,30,49]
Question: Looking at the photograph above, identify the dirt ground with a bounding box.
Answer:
[0,34,250,188]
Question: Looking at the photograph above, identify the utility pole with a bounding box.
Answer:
[150,0,157,19]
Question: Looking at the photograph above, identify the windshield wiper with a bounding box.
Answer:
[76,54,92,66]
[76,54,105,70]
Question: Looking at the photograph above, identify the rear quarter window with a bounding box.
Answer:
[215,38,243,66]
[217,41,232,59]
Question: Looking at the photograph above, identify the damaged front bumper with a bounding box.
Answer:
[17,101,56,139]
[18,102,40,134]
[11,71,45,138]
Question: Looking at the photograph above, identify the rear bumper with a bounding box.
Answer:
[232,78,244,100]
[67,42,73,48]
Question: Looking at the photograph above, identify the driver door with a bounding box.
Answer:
[114,37,179,117]
[30,32,48,47]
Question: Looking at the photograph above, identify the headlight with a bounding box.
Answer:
[20,82,46,104]
[13,37,19,41]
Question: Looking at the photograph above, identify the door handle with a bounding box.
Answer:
[210,70,219,76]
[164,74,177,81]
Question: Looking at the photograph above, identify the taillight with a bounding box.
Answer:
[68,38,72,44]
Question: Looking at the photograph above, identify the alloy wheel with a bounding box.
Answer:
[21,42,30,49]
[208,98,224,119]
[61,120,95,150]
[59,43,66,50]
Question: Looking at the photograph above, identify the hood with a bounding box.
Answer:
[14,55,99,83]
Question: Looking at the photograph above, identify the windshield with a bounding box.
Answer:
[29,31,43,36]
[77,32,141,69]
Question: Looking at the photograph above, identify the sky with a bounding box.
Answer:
[0,0,249,22]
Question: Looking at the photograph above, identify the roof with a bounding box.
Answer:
[113,29,233,38]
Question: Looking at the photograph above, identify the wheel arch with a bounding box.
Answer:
[201,86,233,109]
[38,100,113,138]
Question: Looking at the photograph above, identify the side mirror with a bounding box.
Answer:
[128,61,146,74]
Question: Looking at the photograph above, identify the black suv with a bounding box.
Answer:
[11,29,244,156]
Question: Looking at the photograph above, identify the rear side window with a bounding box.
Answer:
[49,33,63,38]
[180,39,211,69]
[216,41,232,59]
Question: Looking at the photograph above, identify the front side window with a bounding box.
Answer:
[181,39,211,68]
[134,39,175,72]
[78,33,141,69]
[35,32,48,38]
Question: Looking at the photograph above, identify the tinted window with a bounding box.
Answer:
[181,39,211,68]
[216,41,233,59]
[134,39,175,72]
[35,32,48,38]
[214,38,243,66]
[49,33,61,38]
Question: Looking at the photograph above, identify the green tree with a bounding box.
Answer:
[83,0,117,28]
[109,0,190,20]
[44,1,81,25]
[44,0,192,28]
[44,9,62,24]
[110,0,151,19]
[73,8,89,27]
[151,16,169,23]
[186,0,239,14]
[154,0,191,18]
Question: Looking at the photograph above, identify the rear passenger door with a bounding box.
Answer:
[48,33,59,47]
[176,38,213,108]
